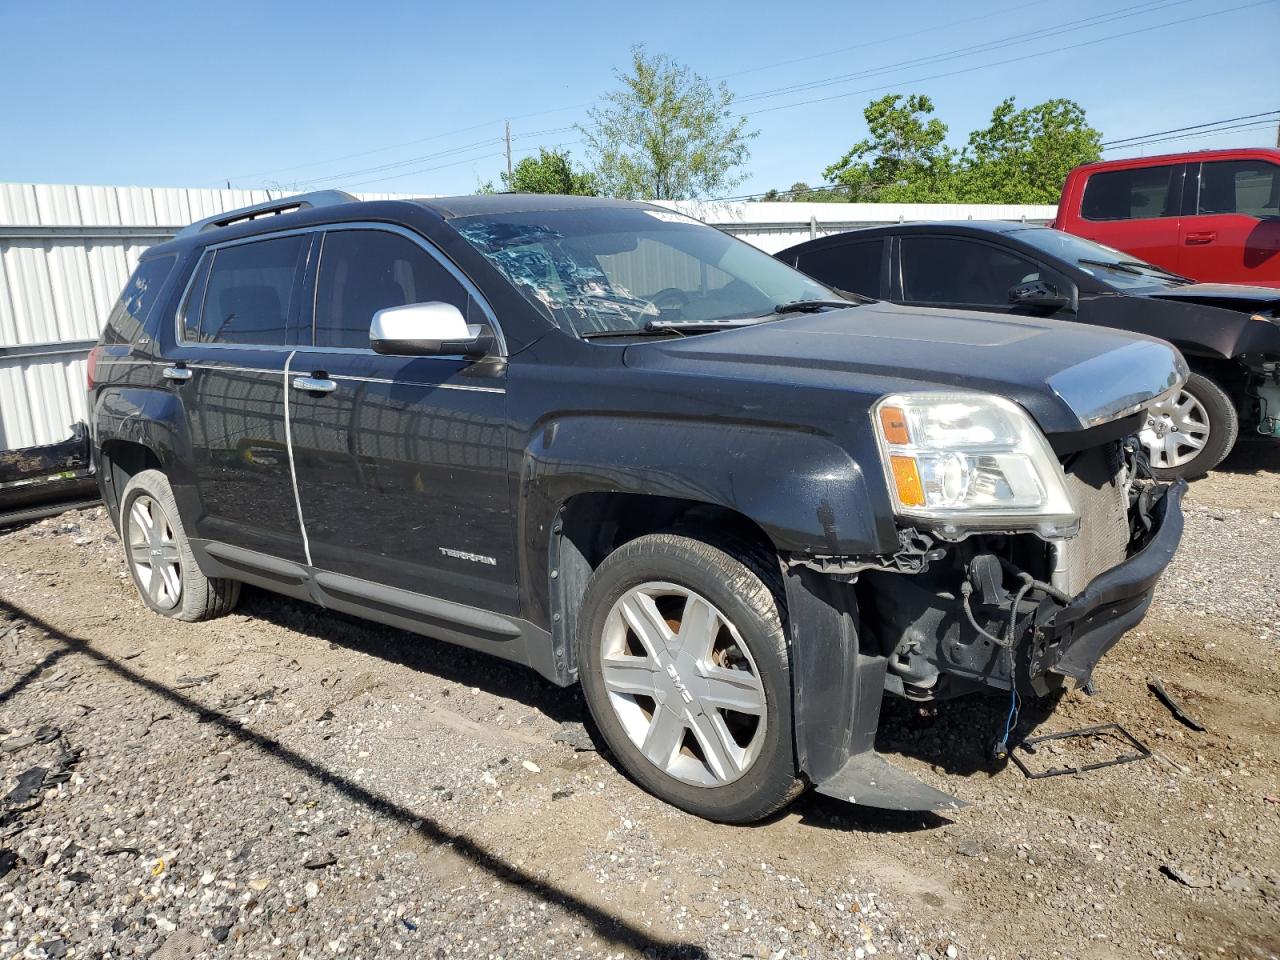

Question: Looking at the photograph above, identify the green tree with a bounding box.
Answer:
[502,148,597,195]
[580,46,756,199]
[957,97,1101,203]
[822,94,959,202]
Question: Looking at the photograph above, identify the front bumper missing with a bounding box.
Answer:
[784,478,1185,813]
[1029,478,1185,693]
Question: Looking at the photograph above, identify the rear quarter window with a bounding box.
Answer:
[1081,166,1179,221]
[101,255,176,345]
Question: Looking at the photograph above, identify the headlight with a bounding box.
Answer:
[873,392,1077,532]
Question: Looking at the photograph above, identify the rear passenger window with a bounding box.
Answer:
[794,239,883,297]
[1198,160,1280,218]
[198,235,309,345]
[102,255,175,345]
[313,230,468,349]
[1081,166,1179,221]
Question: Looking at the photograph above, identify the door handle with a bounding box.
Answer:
[292,375,338,394]
[1185,231,1217,245]
[161,365,192,382]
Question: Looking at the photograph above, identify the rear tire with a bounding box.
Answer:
[576,532,804,823]
[119,469,240,621]
[1141,372,1238,480]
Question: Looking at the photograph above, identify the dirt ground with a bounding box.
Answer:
[1,443,1277,960]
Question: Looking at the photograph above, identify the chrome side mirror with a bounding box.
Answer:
[369,302,495,358]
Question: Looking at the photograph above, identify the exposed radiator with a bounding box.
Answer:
[1056,444,1131,596]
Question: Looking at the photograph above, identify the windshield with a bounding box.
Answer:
[451,207,838,337]
[1009,227,1186,291]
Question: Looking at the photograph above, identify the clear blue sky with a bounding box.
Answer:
[3,0,1277,197]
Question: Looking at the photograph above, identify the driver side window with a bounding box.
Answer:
[313,229,470,349]
[900,236,1052,307]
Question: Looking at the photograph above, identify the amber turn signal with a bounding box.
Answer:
[878,406,911,446]
[889,455,925,507]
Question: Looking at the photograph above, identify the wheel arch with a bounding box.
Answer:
[92,385,196,531]
[517,414,894,682]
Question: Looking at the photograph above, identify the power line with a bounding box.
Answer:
[1101,110,1280,146]
[339,140,586,191]
[223,104,590,186]
[714,0,1057,81]
[737,0,1189,105]
[743,0,1275,118]
[1104,118,1280,151]
[288,137,504,189]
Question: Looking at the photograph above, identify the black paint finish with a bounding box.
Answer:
[91,198,1183,697]
[779,221,1280,413]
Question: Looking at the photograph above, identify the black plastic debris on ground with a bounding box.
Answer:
[5,767,47,805]
[1010,723,1151,779]
[1148,677,1208,732]
[0,725,60,754]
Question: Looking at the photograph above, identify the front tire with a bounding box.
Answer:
[120,469,240,621]
[576,533,804,823]
[1140,372,1238,480]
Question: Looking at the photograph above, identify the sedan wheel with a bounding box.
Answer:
[1139,387,1210,471]
[126,494,183,611]
[599,581,768,787]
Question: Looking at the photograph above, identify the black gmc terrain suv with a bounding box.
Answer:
[90,192,1187,822]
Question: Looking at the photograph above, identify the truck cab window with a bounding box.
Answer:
[1082,166,1179,221]
[1198,160,1280,217]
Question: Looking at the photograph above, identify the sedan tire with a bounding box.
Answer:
[1140,372,1238,480]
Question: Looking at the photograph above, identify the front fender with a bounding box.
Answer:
[517,413,896,627]
[1086,295,1279,362]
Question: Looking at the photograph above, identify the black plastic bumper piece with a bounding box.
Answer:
[1031,478,1187,690]
[784,564,965,813]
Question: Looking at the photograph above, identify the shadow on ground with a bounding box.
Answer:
[0,597,710,960]
[1215,438,1280,475]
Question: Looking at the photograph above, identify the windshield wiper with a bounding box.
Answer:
[773,297,862,314]
[643,318,761,333]
[580,327,686,339]
[1114,259,1193,284]
[1077,257,1191,284]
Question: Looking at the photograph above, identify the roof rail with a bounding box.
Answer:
[174,190,358,239]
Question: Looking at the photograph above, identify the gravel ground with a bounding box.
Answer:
[1,444,1277,960]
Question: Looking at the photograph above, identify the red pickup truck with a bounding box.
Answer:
[1053,148,1280,288]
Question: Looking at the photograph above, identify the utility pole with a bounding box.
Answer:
[505,121,513,184]
[1275,121,1279,148]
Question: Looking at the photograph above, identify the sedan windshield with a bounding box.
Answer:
[1009,227,1188,291]
[451,206,840,337]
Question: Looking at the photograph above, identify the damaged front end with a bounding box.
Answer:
[862,441,1184,704]
[784,400,1186,813]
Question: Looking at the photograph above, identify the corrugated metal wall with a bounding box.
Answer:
[0,182,1057,453]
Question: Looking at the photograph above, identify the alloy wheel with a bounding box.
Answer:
[1139,388,1211,470]
[599,582,768,787]
[126,495,182,610]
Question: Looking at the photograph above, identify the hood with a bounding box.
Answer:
[623,302,1186,435]
[1141,283,1280,312]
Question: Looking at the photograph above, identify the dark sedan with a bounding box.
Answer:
[779,222,1280,479]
